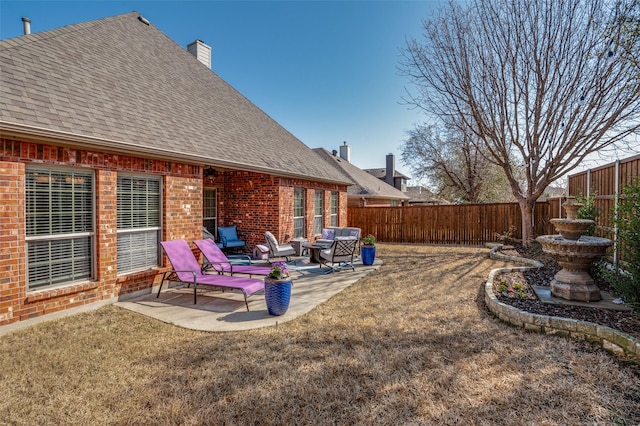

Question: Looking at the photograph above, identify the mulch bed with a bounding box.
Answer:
[493,244,640,341]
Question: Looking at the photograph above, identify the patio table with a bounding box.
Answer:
[302,242,332,263]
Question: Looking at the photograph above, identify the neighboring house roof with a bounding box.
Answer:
[313,148,409,200]
[405,186,449,204]
[541,185,566,200]
[363,168,411,180]
[0,12,350,185]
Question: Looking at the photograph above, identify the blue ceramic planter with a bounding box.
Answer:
[264,278,292,316]
[361,245,376,265]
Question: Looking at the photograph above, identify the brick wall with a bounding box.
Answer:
[0,137,348,326]
[95,169,118,298]
[278,185,294,243]
[164,175,203,242]
[0,162,25,324]
[339,191,348,226]
[206,171,281,247]
[0,138,201,326]
[206,172,348,248]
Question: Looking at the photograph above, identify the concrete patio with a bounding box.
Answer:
[115,258,382,332]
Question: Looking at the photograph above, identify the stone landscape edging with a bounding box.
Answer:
[484,243,640,361]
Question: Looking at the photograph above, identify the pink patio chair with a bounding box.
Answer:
[158,239,264,310]
[193,238,272,278]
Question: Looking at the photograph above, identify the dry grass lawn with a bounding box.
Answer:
[1,244,638,425]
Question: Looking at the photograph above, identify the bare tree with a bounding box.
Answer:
[401,123,515,203]
[401,0,640,245]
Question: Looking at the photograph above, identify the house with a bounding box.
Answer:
[0,12,352,326]
[313,146,409,207]
[363,153,410,192]
[404,186,449,205]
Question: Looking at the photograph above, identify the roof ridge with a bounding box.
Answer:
[1,11,352,185]
[0,12,138,50]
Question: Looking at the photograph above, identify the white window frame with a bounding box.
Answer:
[314,190,324,235]
[293,188,305,239]
[25,167,95,289]
[330,191,338,226]
[116,174,161,274]
[203,187,217,239]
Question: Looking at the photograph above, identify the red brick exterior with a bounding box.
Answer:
[0,138,203,326]
[206,173,347,247]
[0,137,348,326]
[0,162,26,324]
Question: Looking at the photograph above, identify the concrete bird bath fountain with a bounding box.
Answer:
[536,199,613,302]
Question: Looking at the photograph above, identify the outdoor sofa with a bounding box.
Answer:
[315,226,362,245]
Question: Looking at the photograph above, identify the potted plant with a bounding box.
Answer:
[361,234,376,266]
[264,261,292,316]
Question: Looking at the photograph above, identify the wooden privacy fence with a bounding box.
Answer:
[346,155,638,248]
[569,154,640,265]
[348,202,555,246]
[569,154,640,231]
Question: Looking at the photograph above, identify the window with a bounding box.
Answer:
[330,191,338,226]
[314,190,324,235]
[293,188,305,238]
[203,187,217,238]
[25,168,94,289]
[117,175,161,273]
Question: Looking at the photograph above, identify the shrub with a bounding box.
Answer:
[598,179,640,309]
[575,192,599,235]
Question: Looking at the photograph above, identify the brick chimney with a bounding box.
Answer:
[385,153,395,187]
[187,40,212,69]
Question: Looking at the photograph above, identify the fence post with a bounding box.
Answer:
[613,159,620,268]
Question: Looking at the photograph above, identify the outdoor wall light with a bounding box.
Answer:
[204,166,217,177]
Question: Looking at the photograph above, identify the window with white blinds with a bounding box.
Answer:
[293,188,305,238]
[314,190,324,235]
[117,175,161,273]
[330,191,338,226]
[203,187,217,239]
[25,168,94,289]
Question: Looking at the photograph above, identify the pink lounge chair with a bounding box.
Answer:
[193,238,272,278]
[158,239,264,310]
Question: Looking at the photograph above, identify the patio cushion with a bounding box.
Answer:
[218,225,246,249]
[321,228,335,240]
[264,231,296,259]
[319,238,358,273]
[316,226,361,245]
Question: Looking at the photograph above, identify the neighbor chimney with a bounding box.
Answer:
[22,17,31,35]
[339,141,351,163]
[187,39,212,69]
[385,153,395,187]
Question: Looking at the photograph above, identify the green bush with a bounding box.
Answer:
[598,179,640,310]
[575,192,598,235]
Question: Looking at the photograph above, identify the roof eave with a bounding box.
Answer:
[0,121,352,185]
[347,193,410,201]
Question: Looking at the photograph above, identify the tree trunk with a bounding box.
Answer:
[517,198,535,247]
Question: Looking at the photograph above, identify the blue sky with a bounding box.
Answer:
[1,0,447,179]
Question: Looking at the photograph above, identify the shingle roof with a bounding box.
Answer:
[363,168,411,180]
[0,12,350,184]
[313,148,409,200]
[405,186,449,204]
